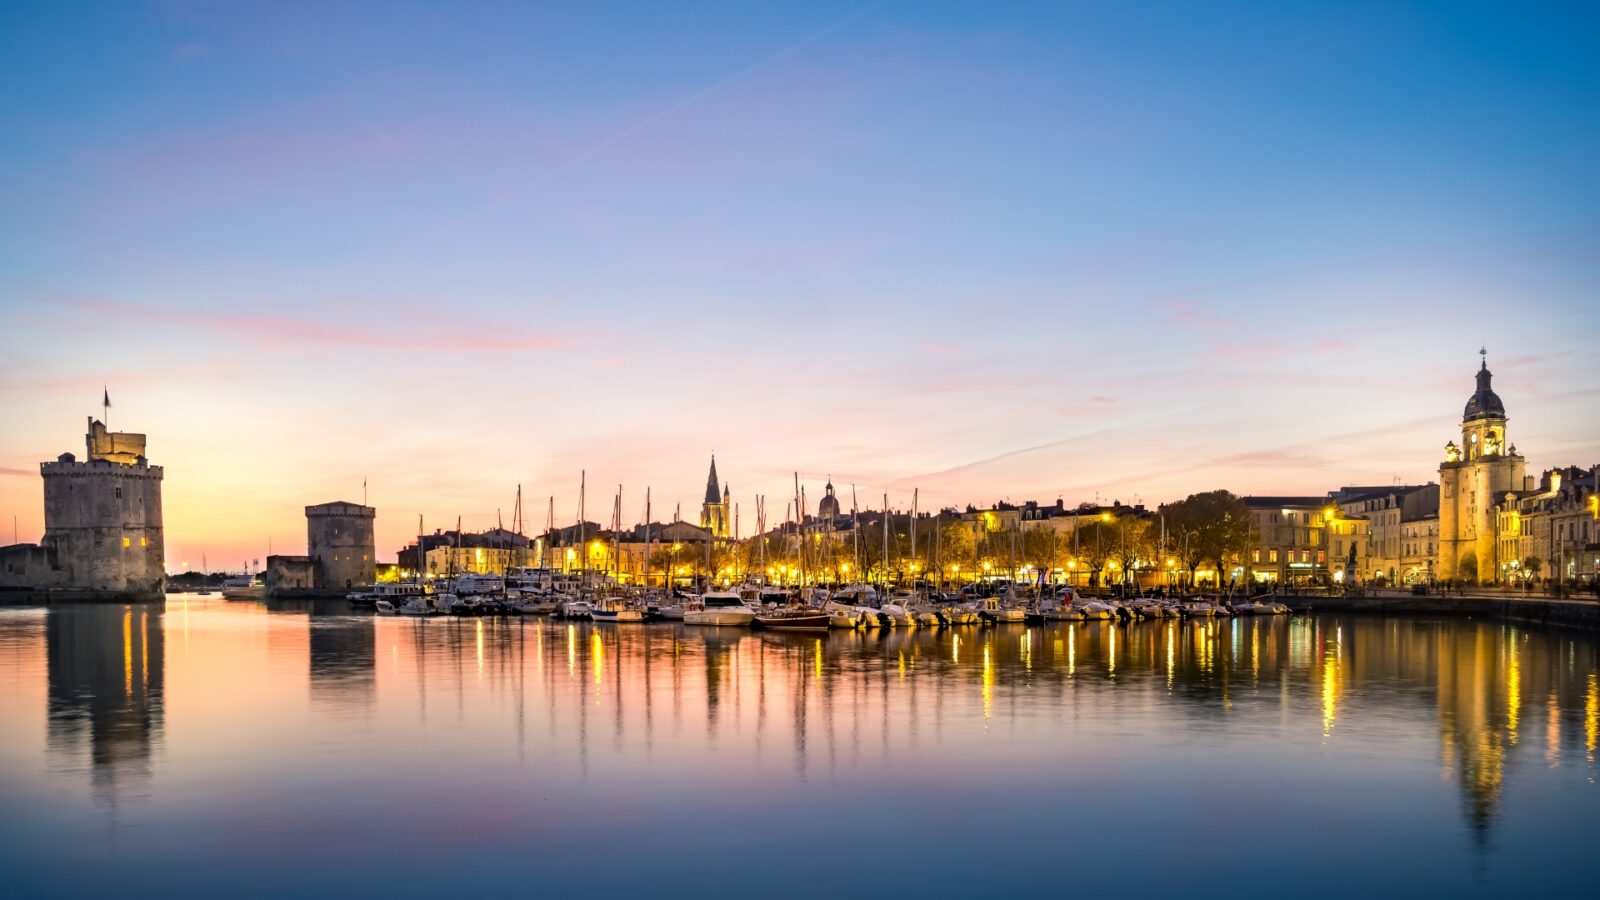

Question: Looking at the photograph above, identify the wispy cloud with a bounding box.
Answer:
[63,300,567,353]
[1161,299,1236,329]
[0,467,34,478]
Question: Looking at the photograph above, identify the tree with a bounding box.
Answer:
[1162,490,1251,587]
[1522,557,1542,582]
[1073,519,1114,587]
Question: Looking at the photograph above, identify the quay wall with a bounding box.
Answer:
[1284,593,1599,629]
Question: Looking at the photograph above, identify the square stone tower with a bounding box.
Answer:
[306,502,376,591]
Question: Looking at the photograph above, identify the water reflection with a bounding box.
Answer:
[2,602,1598,894]
[45,603,164,807]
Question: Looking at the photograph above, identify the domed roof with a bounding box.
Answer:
[1463,358,1505,422]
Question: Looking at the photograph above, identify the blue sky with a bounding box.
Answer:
[2,1,1597,566]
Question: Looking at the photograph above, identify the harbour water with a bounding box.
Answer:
[1,598,1596,898]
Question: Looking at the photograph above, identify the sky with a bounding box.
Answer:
[2,0,1598,571]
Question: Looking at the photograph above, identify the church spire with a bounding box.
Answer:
[704,455,721,505]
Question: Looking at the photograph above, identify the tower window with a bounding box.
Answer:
[121,537,130,548]
[115,487,122,499]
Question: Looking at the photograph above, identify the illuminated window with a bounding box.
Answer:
[121,537,130,548]
[1317,551,1325,564]
[1252,549,1260,563]
[1269,549,1278,563]
[140,537,148,548]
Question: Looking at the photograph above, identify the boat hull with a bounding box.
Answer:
[683,609,755,626]
[754,613,830,631]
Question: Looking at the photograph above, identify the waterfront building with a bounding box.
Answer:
[1399,514,1440,585]
[1495,466,1599,584]
[1438,353,1527,582]
[1329,484,1439,584]
[0,416,165,601]
[1243,497,1363,585]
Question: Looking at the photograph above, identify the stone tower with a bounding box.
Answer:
[306,501,376,590]
[1438,351,1525,583]
[37,418,165,599]
[700,456,728,538]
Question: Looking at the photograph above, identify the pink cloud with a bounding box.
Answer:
[1161,299,1236,329]
[0,467,34,478]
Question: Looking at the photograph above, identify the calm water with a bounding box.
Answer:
[1,598,1596,898]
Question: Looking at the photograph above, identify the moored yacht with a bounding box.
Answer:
[683,592,755,626]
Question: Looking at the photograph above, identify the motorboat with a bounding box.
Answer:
[375,599,397,615]
[978,597,1026,623]
[826,605,862,628]
[683,592,756,627]
[879,590,917,627]
[590,596,645,623]
[754,607,831,631]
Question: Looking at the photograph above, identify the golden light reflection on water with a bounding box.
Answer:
[1166,622,1174,689]
[122,606,132,696]
[10,602,1599,849]
[1587,673,1597,764]
[1507,630,1520,744]
[981,641,994,719]
[1544,690,1559,767]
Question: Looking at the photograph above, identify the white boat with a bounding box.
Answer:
[683,592,755,627]
[590,596,644,623]
[375,599,397,615]
[397,595,442,616]
[978,597,1026,623]
[880,591,916,627]
[1076,600,1116,620]
[827,606,862,628]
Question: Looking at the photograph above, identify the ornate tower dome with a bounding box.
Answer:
[818,479,841,520]
[1462,350,1505,422]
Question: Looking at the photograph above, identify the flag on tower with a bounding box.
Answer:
[103,387,111,410]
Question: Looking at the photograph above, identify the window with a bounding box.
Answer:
[121,537,130,548]
[1252,549,1261,563]
[115,486,122,499]
[1317,551,1326,564]
[140,537,148,548]
[1269,549,1279,563]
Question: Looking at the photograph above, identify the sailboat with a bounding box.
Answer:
[196,553,213,595]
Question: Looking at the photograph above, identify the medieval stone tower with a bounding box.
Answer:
[1439,352,1526,583]
[306,501,376,590]
[700,456,729,538]
[38,418,166,599]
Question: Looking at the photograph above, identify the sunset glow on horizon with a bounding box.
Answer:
[3,2,1598,570]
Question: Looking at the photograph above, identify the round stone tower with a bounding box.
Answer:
[306,502,376,591]
[38,418,165,599]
